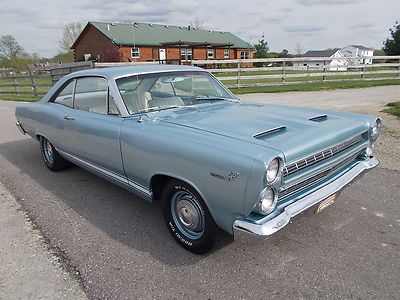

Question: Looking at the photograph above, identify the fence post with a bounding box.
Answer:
[237,62,241,88]
[398,59,400,77]
[282,61,286,84]
[361,65,366,79]
[12,72,19,96]
[28,68,38,97]
[322,60,327,81]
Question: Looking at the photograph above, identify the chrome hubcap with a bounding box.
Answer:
[43,139,53,163]
[171,191,205,239]
[176,199,202,231]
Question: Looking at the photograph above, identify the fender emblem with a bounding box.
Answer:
[210,171,239,181]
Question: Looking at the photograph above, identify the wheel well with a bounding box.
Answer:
[150,174,178,201]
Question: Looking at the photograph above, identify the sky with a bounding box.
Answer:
[1,0,399,57]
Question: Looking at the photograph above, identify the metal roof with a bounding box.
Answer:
[302,49,340,57]
[348,45,374,51]
[73,21,254,50]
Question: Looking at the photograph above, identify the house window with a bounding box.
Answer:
[180,48,193,61]
[207,49,214,58]
[240,51,249,59]
[131,47,140,58]
[224,49,230,58]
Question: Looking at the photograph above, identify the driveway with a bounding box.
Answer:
[0,86,399,299]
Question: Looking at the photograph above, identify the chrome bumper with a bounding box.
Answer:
[233,157,379,242]
[16,121,26,135]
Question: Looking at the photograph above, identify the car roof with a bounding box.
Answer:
[67,64,204,80]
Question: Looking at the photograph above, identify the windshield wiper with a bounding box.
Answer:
[195,97,239,102]
[139,105,185,113]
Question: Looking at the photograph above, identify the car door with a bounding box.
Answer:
[62,76,125,180]
[45,79,76,152]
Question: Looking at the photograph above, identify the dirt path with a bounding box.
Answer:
[240,85,400,171]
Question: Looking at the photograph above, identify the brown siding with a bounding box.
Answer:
[73,25,117,62]
[119,46,155,62]
[73,25,253,64]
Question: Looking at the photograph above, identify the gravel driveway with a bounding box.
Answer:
[0,85,399,299]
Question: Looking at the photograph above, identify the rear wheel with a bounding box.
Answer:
[39,136,70,171]
[161,180,218,254]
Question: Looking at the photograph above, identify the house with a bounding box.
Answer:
[71,21,254,64]
[295,49,348,70]
[340,45,374,65]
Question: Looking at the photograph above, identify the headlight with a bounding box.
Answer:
[266,158,282,184]
[258,187,278,215]
[370,118,382,141]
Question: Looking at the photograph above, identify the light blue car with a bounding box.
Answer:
[15,65,381,254]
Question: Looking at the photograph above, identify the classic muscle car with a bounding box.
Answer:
[15,65,381,254]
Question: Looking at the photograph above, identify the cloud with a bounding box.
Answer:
[283,25,327,33]
[296,0,360,5]
[348,22,375,29]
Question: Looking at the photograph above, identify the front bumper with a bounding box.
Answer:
[233,157,379,242]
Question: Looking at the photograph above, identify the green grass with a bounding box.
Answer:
[0,94,43,102]
[382,102,400,118]
[230,79,400,94]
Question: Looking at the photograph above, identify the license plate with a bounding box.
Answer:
[316,193,338,213]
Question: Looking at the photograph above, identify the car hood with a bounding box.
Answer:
[159,102,370,162]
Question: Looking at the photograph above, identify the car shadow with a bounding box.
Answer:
[0,138,233,265]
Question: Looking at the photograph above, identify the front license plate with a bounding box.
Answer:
[316,193,338,213]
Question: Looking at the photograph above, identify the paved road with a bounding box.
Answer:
[0,90,399,299]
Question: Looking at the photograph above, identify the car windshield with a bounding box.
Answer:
[116,71,236,114]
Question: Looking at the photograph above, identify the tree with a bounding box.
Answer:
[100,47,122,62]
[254,39,269,58]
[294,42,303,56]
[0,35,24,60]
[59,22,83,52]
[190,18,207,29]
[279,49,289,58]
[383,21,400,55]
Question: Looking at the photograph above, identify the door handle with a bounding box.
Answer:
[64,116,74,120]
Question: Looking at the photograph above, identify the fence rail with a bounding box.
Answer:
[192,56,400,88]
[1,55,400,99]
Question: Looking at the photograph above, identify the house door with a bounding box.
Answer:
[159,48,166,61]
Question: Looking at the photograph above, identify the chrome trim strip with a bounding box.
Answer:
[253,126,286,139]
[16,121,26,135]
[57,150,152,197]
[233,157,379,241]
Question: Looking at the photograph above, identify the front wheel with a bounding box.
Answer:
[39,136,70,171]
[161,180,219,254]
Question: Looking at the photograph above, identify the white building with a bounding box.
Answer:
[341,45,374,65]
[295,49,348,71]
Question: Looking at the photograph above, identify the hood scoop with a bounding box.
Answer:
[253,126,287,140]
[309,114,328,122]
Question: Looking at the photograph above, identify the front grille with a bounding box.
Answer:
[283,134,364,177]
[279,153,359,198]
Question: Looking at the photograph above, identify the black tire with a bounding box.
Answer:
[39,136,70,171]
[161,180,219,254]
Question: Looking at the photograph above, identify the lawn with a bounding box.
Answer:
[382,102,400,118]
[230,79,400,94]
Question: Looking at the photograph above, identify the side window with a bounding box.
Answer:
[74,77,108,114]
[53,80,75,108]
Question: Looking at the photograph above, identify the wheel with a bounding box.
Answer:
[39,136,70,171]
[161,180,219,254]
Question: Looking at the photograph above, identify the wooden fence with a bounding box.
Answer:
[191,56,400,88]
[1,56,399,99]
[0,69,52,98]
